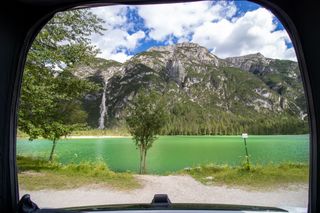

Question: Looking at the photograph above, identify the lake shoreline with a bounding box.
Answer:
[17,134,309,139]
[67,135,131,139]
[17,135,131,139]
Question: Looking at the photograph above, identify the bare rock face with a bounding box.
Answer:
[175,42,220,66]
[72,65,99,79]
[165,51,186,84]
[225,53,273,73]
[73,58,123,82]
[145,42,220,67]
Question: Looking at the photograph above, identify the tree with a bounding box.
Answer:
[125,90,168,174]
[18,9,105,161]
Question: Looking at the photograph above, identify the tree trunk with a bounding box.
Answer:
[143,148,147,174]
[49,139,57,162]
[139,146,143,174]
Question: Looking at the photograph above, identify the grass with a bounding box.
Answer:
[17,156,141,191]
[178,163,309,190]
[17,128,130,138]
[17,155,309,191]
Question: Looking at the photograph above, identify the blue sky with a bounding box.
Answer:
[90,1,296,62]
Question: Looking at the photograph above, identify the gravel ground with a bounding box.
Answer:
[20,175,308,212]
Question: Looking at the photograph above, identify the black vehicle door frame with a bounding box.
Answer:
[0,0,319,212]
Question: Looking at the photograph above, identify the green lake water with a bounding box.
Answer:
[17,135,309,174]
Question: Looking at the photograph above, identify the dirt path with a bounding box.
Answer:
[20,175,308,211]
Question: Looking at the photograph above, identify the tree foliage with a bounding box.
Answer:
[125,90,168,174]
[18,9,105,161]
[162,104,308,136]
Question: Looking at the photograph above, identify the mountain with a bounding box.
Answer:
[225,53,306,118]
[73,42,308,135]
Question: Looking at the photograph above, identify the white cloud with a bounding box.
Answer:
[191,8,296,61]
[89,2,296,62]
[108,51,132,62]
[92,28,145,62]
[90,6,128,29]
[137,1,236,41]
[90,6,145,63]
[126,30,145,49]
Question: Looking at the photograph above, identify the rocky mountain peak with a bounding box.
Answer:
[73,58,123,82]
[147,42,202,52]
[225,52,270,63]
[225,52,274,73]
[176,42,204,48]
[246,52,265,58]
[255,52,264,57]
[146,42,220,67]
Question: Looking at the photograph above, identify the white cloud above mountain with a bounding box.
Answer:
[137,1,237,41]
[90,6,145,62]
[90,1,297,62]
[191,8,296,61]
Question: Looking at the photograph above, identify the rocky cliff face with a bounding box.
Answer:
[72,58,123,128]
[225,53,273,73]
[165,55,185,84]
[73,42,307,130]
[225,53,305,119]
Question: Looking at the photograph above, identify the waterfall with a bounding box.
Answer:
[98,82,107,129]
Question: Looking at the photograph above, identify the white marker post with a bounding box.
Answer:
[241,133,250,169]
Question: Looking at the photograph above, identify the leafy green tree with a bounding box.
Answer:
[18,9,104,161]
[125,90,168,174]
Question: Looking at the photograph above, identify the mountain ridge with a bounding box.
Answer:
[72,42,307,135]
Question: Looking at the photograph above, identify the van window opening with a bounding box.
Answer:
[17,1,309,211]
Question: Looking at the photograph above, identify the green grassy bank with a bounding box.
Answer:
[179,163,309,189]
[18,156,308,191]
[17,156,141,190]
[17,129,130,138]
[70,129,130,136]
